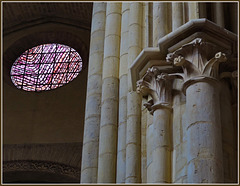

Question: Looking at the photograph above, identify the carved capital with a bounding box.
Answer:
[137,67,172,114]
[166,38,228,93]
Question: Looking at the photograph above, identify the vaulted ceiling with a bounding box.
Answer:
[3,2,93,34]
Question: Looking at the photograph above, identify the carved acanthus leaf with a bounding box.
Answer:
[137,67,172,113]
[168,38,227,82]
[203,52,227,78]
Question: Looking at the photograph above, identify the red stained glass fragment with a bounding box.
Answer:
[10,43,82,91]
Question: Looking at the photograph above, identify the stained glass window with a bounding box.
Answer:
[10,43,83,92]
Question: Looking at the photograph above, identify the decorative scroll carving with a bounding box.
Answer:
[167,39,227,79]
[137,67,172,114]
[3,160,80,180]
[166,38,228,93]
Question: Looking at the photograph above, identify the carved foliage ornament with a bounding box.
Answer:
[137,38,229,112]
[166,38,227,82]
[137,67,172,114]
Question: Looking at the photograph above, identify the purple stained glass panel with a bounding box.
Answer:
[27,53,41,64]
[10,43,83,91]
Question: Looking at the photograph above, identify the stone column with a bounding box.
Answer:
[219,72,238,182]
[141,96,147,183]
[230,3,238,34]
[126,2,142,183]
[81,3,106,183]
[168,38,226,183]
[97,3,121,183]
[142,2,153,48]
[137,67,172,183]
[199,3,207,18]
[213,3,224,28]
[140,3,147,182]
[146,97,154,182]
[116,2,129,183]
[153,2,168,46]
[188,2,199,20]
[172,2,183,31]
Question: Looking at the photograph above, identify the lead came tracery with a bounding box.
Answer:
[10,43,83,92]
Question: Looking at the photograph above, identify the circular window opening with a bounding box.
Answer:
[10,43,83,92]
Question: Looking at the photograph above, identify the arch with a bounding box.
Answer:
[3,160,80,183]
[3,143,83,183]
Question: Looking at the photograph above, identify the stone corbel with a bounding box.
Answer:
[137,67,172,114]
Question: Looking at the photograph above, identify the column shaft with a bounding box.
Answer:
[141,97,147,183]
[126,2,142,183]
[186,81,224,183]
[142,2,153,48]
[97,3,121,183]
[152,109,171,182]
[81,3,106,183]
[188,2,199,20]
[136,69,172,183]
[199,3,207,18]
[146,98,154,182]
[230,3,238,34]
[172,2,183,31]
[220,81,237,182]
[116,2,129,183]
[153,2,168,46]
[213,3,224,28]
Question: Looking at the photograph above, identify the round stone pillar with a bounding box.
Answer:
[168,38,227,183]
[213,3,224,28]
[153,2,168,46]
[184,79,224,183]
[152,108,171,182]
[137,68,172,183]
[97,3,121,183]
[172,2,183,31]
[116,3,129,183]
[126,2,142,183]
[81,2,106,183]
[188,2,199,20]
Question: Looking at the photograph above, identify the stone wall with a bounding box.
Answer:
[3,2,238,184]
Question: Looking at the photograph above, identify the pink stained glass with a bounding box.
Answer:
[10,43,83,92]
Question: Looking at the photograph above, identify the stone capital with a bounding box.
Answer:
[166,38,228,93]
[137,67,172,114]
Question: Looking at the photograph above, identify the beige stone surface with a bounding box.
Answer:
[126,92,142,183]
[186,81,224,183]
[125,2,143,183]
[153,2,168,46]
[116,3,129,183]
[188,2,199,20]
[172,2,183,31]
[97,3,121,183]
[81,2,106,183]
[141,98,147,183]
